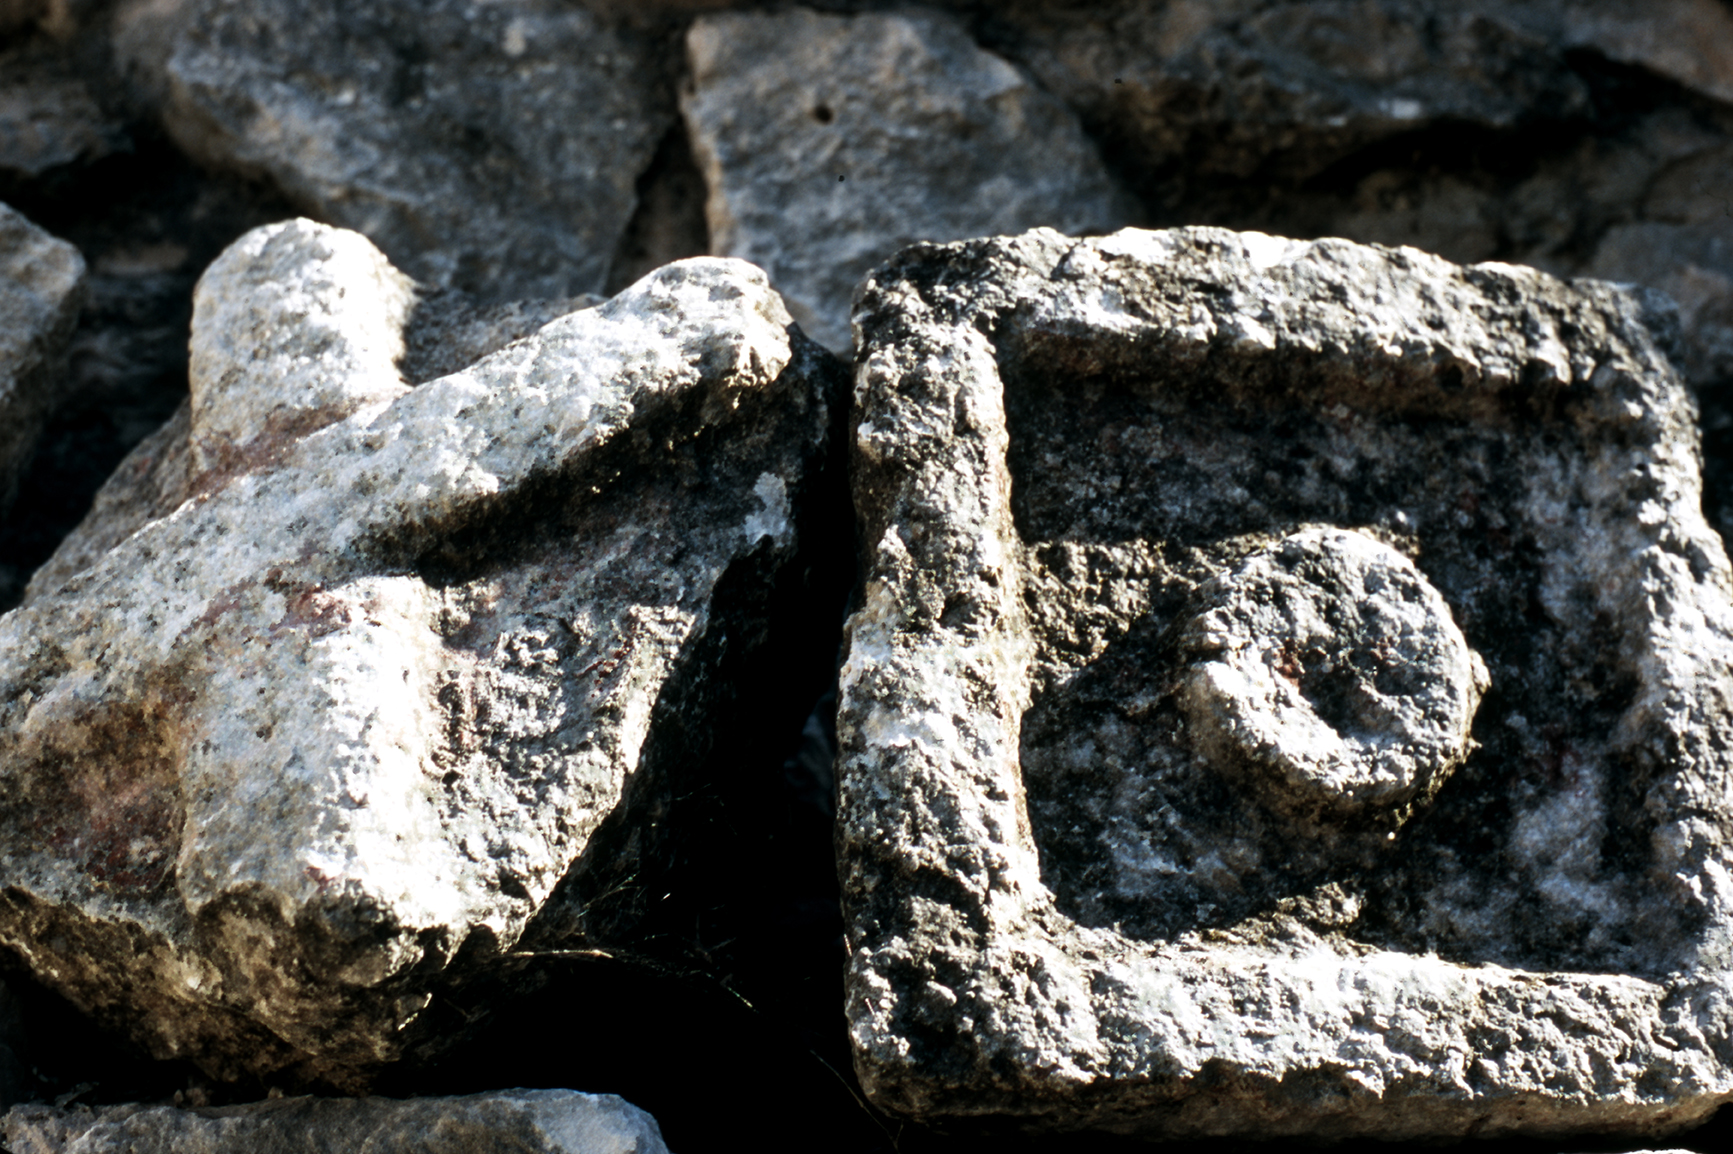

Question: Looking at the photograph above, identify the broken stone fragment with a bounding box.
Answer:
[119,0,673,300]
[838,225,1733,1140]
[681,6,1130,351]
[0,201,84,513]
[0,219,844,1085]
[2,1089,669,1154]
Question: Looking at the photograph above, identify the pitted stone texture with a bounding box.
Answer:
[0,202,83,511]
[188,219,415,478]
[681,7,1129,351]
[1,1089,669,1154]
[1179,527,1486,822]
[839,226,1733,1140]
[0,223,843,1085]
[123,0,672,301]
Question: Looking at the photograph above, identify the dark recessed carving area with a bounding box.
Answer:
[1005,355,1676,977]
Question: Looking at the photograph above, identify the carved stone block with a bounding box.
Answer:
[0,220,843,1086]
[838,226,1733,1140]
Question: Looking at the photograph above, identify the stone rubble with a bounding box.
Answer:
[1,0,1732,1149]
[838,225,1733,1140]
[1,1088,670,1154]
[0,201,83,511]
[0,218,843,1086]
[681,6,1130,351]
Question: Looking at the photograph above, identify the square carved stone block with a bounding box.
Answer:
[838,226,1733,1141]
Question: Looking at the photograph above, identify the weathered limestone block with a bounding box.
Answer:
[0,219,843,1085]
[0,202,84,511]
[121,0,673,300]
[838,225,1733,1140]
[2,1089,669,1153]
[681,7,1129,351]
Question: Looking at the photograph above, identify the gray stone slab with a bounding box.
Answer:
[681,6,1129,351]
[122,0,673,301]
[838,225,1733,1140]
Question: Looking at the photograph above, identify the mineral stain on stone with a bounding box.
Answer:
[23,700,184,899]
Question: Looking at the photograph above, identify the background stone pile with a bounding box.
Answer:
[5,1,1733,1150]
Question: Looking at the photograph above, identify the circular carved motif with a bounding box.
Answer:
[1178,527,1487,821]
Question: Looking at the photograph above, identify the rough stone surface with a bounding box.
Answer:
[20,264,598,611]
[0,2,1731,1148]
[400,291,603,388]
[994,0,1733,202]
[0,201,84,511]
[1177,527,1487,825]
[1535,0,1733,106]
[0,220,843,1085]
[185,218,417,478]
[1,1088,670,1153]
[19,398,191,609]
[121,0,674,300]
[681,7,1130,351]
[1585,139,1733,390]
[838,225,1733,1139]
